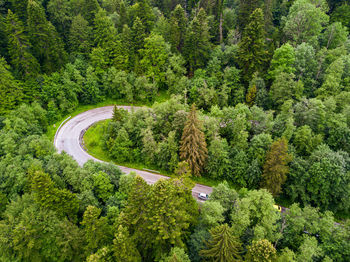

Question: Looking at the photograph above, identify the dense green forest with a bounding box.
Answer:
[1,0,350,261]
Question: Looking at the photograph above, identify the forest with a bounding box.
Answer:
[0,0,350,261]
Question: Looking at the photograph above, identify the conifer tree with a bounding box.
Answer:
[169,4,187,52]
[0,57,22,114]
[238,8,268,83]
[27,0,67,73]
[183,8,211,74]
[5,10,39,78]
[261,137,292,196]
[113,225,141,262]
[200,224,242,262]
[69,14,92,56]
[180,104,207,176]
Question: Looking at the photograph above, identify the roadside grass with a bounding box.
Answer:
[46,90,170,141]
[83,119,219,188]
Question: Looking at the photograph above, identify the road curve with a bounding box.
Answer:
[54,106,212,199]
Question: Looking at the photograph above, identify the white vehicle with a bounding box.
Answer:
[198,193,209,200]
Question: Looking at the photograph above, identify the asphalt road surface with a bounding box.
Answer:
[54,106,213,199]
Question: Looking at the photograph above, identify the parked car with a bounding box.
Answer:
[198,193,209,200]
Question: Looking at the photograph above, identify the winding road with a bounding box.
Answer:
[54,106,212,199]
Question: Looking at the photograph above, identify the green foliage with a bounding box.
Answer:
[30,170,79,222]
[238,8,268,83]
[180,104,208,176]
[113,225,141,262]
[245,239,276,262]
[200,223,242,262]
[0,57,22,114]
[261,137,292,197]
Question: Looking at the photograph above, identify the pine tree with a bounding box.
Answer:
[261,137,292,196]
[180,104,208,176]
[27,0,67,73]
[5,10,39,79]
[238,8,268,83]
[200,224,242,262]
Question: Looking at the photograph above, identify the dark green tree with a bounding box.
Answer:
[180,104,208,176]
[5,10,39,78]
[183,8,211,74]
[238,8,268,83]
[200,223,242,262]
[169,4,187,52]
[69,14,92,56]
[27,0,67,73]
[0,57,22,114]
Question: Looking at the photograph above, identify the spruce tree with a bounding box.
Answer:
[261,137,292,196]
[0,57,22,114]
[200,224,242,262]
[180,104,207,177]
[183,8,211,74]
[5,9,39,78]
[169,4,187,52]
[27,0,67,73]
[238,8,268,83]
[69,14,92,56]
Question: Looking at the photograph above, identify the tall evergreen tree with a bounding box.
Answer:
[200,224,242,262]
[5,9,39,78]
[69,14,92,56]
[183,8,211,74]
[169,4,187,52]
[261,137,292,196]
[0,57,22,114]
[27,0,67,73]
[180,104,208,176]
[238,8,268,83]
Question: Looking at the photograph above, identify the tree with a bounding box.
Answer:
[283,0,329,47]
[238,8,268,83]
[206,136,231,179]
[316,58,344,99]
[200,224,242,262]
[270,73,304,107]
[245,239,276,262]
[140,33,171,85]
[5,10,40,78]
[69,14,92,56]
[30,170,79,222]
[27,0,67,73]
[0,57,22,114]
[268,43,295,80]
[200,201,225,227]
[169,5,187,52]
[261,137,292,196]
[0,194,84,262]
[180,104,208,176]
[81,206,112,254]
[113,225,141,262]
[163,247,190,262]
[231,189,281,242]
[92,171,113,202]
[183,8,211,74]
[293,125,323,155]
